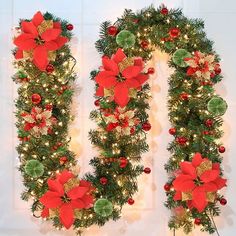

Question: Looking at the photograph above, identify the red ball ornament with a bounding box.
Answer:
[46,64,54,73]
[140,40,149,49]
[205,119,213,127]
[127,198,135,205]
[176,137,187,145]
[142,122,151,131]
[107,26,118,36]
[164,183,171,192]
[133,18,139,24]
[31,93,41,104]
[215,67,221,75]
[94,99,100,107]
[194,218,201,225]
[147,67,155,74]
[219,198,227,205]
[169,128,176,135]
[144,167,151,174]
[180,93,189,101]
[218,146,226,153]
[66,24,74,31]
[119,157,128,168]
[169,27,180,38]
[100,177,108,185]
[59,156,68,165]
[203,131,210,135]
[160,7,169,15]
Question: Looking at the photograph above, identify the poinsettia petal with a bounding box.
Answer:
[81,194,94,208]
[125,78,140,88]
[180,162,197,178]
[71,199,86,209]
[102,58,119,74]
[192,152,203,167]
[112,48,126,63]
[202,182,218,192]
[47,179,64,195]
[15,49,23,59]
[135,74,149,86]
[212,163,220,170]
[173,191,182,201]
[96,86,104,96]
[114,82,129,107]
[134,58,143,67]
[187,67,196,76]
[14,33,36,50]
[173,174,195,191]
[21,21,38,36]
[95,71,117,88]
[214,177,227,189]
[41,28,61,41]
[41,207,49,218]
[53,22,61,29]
[39,191,62,208]
[200,169,220,183]
[33,45,48,70]
[67,186,89,200]
[32,11,44,27]
[59,203,74,229]
[122,66,142,79]
[44,41,59,51]
[52,36,68,49]
[192,188,208,212]
[57,170,74,185]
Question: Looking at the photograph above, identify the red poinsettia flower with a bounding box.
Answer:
[173,153,226,212]
[40,170,94,229]
[14,11,68,70]
[95,48,149,107]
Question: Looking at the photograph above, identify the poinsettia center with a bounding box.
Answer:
[116,74,126,82]
[35,36,45,45]
[194,177,203,186]
[61,194,71,203]
[35,116,44,125]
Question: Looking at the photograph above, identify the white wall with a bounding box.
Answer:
[0,0,235,235]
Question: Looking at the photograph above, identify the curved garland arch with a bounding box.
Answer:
[13,5,227,235]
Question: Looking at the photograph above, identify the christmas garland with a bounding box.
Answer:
[91,5,228,235]
[13,6,228,235]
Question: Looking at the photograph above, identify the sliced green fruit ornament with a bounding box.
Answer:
[207,96,228,116]
[24,160,44,178]
[94,198,113,217]
[116,30,136,49]
[172,49,192,67]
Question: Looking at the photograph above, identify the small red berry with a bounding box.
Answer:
[219,146,225,153]
[31,93,41,105]
[164,183,171,191]
[142,122,151,131]
[169,128,176,135]
[100,177,108,185]
[144,167,151,174]
[147,67,155,74]
[59,156,68,165]
[46,64,54,73]
[94,99,100,106]
[219,198,227,205]
[119,157,128,168]
[194,218,201,225]
[66,24,74,31]
[180,92,189,101]
[45,104,53,110]
[107,26,118,36]
[127,198,135,205]
[205,119,213,127]
[169,28,180,38]
[140,40,149,49]
[160,7,169,15]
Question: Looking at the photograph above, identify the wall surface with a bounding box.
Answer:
[0,0,235,235]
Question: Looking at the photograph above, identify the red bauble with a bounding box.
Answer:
[94,99,100,106]
[219,146,226,153]
[119,157,128,168]
[107,26,118,36]
[194,218,201,225]
[210,72,216,78]
[59,156,68,165]
[140,40,149,49]
[169,128,176,135]
[127,198,135,205]
[180,93,189,101]
[176,137,187,145]
[219,198,227,205]
[169,27,180,38]
[164,183,171,191]
[31,93,41,104]
[66,24,74,31]
[100,177,108,185]
[45,104,53,110]
[147,67,155,74]
[144,167,151,174]
[215,67,221,75]
[133,18,139,24]
[142,122,151,131]
[203,131,210,135]
[205,119,213,127]
[160,7,169,15]
[46,64,54,73]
